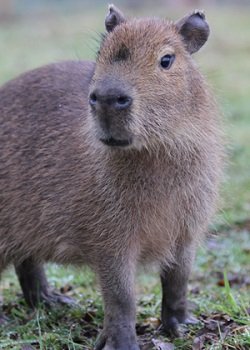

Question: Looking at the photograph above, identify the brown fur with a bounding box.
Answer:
[0,7,224,350]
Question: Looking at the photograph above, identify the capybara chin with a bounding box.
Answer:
[0,5,224,349]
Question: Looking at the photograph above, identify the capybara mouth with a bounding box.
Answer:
[100,137,132,147]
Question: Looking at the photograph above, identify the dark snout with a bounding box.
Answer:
[89,80,133,147]
[89,87,132,112]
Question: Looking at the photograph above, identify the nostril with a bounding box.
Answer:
[117,96,129,105]
[115,95,132,109]
[89,92,97,107]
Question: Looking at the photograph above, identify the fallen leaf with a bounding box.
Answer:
[9,332,18,340]
[60,284,73,294]
[136,323,150,335]
[143,317,161,329]
[216,272,250,287]
[152,338,175,350]
[82,310,96,322]
[192,335,205,350]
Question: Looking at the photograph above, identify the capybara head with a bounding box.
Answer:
[88,5,210,151]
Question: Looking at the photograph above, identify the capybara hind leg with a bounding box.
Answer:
[95,256,139,350]
[160,244,198,337]
[15,258,75,308]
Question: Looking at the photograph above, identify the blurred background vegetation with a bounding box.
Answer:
[0,1,249,349]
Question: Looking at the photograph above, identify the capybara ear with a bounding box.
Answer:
[175,10,210,54]
[105,4,126,32]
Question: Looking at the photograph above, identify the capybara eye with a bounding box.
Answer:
[160,54,175,69]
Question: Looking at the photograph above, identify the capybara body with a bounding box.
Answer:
[0,6,223,350]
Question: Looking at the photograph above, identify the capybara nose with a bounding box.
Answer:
[89,88,132,111]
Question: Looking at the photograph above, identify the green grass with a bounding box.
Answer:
[0,3,250,349]
[1,229,249,349]
[197,7,250,226]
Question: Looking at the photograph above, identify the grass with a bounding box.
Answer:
[0,3,250,349]
[1,229,249,349]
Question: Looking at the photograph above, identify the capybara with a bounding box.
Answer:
[0,5,223,349]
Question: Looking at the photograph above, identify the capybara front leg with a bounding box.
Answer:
[95,256,139,350]
[160,244,198,337]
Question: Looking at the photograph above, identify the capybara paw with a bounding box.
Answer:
[40,290,77,307]
[95,331,140,350]
[162,315,181,337]
[162,313,199,337]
